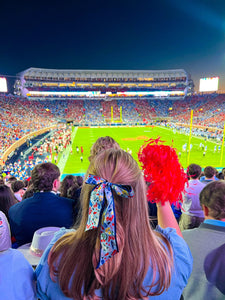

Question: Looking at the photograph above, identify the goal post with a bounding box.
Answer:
[111,106,122,123]
[111,106,113,123]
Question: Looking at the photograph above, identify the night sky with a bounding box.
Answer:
[1,0,225,91]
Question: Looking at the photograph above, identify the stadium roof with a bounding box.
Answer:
[18,68,189,79]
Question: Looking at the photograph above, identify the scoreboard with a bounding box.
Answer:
[0,77,7,93]
[199,77,219,92]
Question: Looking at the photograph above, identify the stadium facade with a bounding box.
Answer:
[14,68,194,100]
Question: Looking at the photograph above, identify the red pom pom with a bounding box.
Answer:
[138,137,187,205]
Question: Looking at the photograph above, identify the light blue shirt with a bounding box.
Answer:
[0,248,36,300]
[204,219,225,227]
[35,227,192,300]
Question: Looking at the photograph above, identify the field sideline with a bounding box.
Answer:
[59,126,224,177]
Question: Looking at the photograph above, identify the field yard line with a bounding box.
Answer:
[57,127,78,174]
[158,126,219,144]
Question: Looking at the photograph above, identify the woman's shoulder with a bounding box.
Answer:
[155,225,193,280]
[155,225,192,258]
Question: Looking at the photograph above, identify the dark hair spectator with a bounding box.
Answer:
[200,180,225,220]
[216,172,224,180]
[31,162,60,192]
[180,163,205,230]
[67,184,80,200]
[187,164,202,179]
[60,175,76,198]
[67,182,82,225]
[11,180,26,202]
[11,180,25,193]
[8,162,74,246]
[0,185,17,219]
[204,166,216,179]
[60,175,83,225]
[6,176,17,188]
[76,175,83,187]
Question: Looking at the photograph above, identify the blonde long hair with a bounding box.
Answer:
[88,136,120,162]
[48,149,173,299]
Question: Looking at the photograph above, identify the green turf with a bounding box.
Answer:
[61,126,225,175]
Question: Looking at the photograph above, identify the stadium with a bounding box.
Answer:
[2,0,225,296]
[1,67,225,298]
[0,67,224,177]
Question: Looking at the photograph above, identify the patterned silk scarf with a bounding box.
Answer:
[85,174,134,268]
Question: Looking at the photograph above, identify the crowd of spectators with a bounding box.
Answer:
[1,134,225,299]
[2,125,72,180]
[0,95,58,157]
[1,93,225,165]
[0,90,225,298]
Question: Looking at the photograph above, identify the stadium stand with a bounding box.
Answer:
[14,68,193,100]
[1,68,225,176]
[1,90,225,168]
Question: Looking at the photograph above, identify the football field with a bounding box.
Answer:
[59,126,224,176]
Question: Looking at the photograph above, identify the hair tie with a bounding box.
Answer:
[85,174,134,268]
